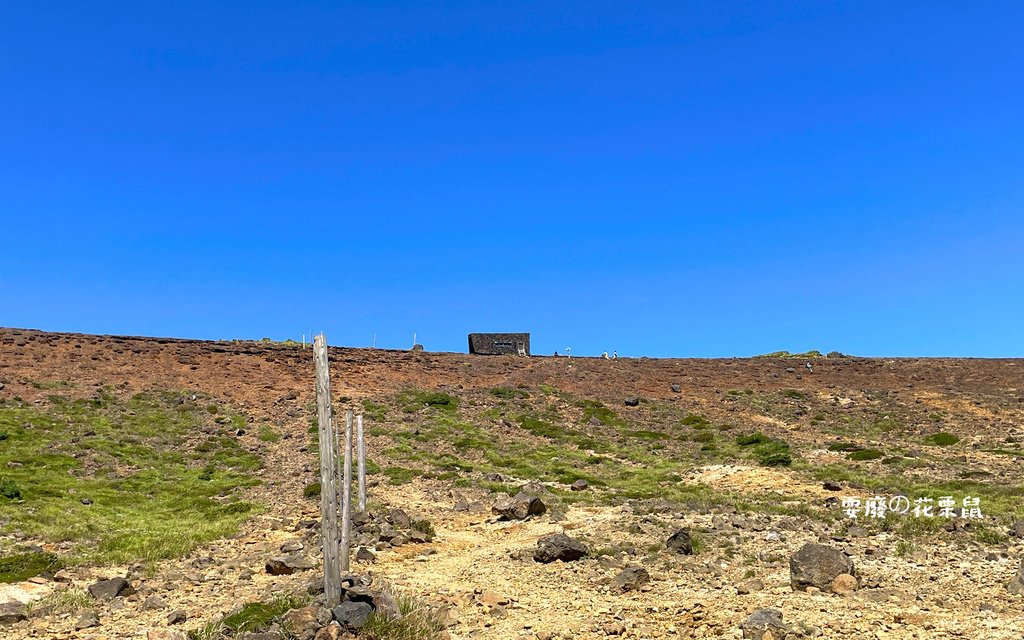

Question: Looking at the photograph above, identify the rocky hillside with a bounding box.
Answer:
[0,328,1023,639]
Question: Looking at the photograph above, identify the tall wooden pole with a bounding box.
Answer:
[340,409,354,571]
[313,334,341,607]
[356,414,366,512]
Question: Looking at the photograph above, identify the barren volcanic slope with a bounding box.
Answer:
[1,327,1023,640]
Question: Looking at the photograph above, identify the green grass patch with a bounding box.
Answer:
[490,387,530,400]
[361,591,447,640]
[735,432,771,446]
[0,551,62,583]
[0,392,262,565]
[190,594,311,639]
[258,425,280,442]
[398,390,459,413]
[575,399,624,427]
[926,432,959,447]
[848,449,883,461]
[681,414,711,429]
[381,466,419,485]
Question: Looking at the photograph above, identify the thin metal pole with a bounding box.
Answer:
[356,414,366,512]
[340,409,354,571]
[313,334,340,607]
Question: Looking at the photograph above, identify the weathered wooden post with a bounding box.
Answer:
[313,334,341,607]
[340,409,354,571]
[356,414,366,512]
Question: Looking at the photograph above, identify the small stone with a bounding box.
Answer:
[1008,558,1024,595]
[624,397,640,407]
[790,543,856,591]
[570,479,588,491]
[736,578,764,595]
[611,566,650,592]
[266,555,315,574]
[666,529,693,555]
[387,508,411,528]
[355,547,376,563]
[168,610,187,625]
[314,622,344,640]
[533,533,587,563]
[332,601,373,630]
[830,573,858,595]
[478,591,508,607]
[822,480,842,491]
[492,493,547,520]
[741,609,790,639]
[75,611,100,630]
[142,595,168,611]
[147,630,189,640]
[670,385,681,393]
[281,606,320,640]
[88,577,133,601]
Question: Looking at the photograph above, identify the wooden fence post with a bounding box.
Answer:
[313,334,341,607]
[356,414,366,512]
[340,409,354,571]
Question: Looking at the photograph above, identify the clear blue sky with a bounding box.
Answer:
[2,2,1022,357]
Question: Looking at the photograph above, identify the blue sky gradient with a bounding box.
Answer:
[2,2,1022,356]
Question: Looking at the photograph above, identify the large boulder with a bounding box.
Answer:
[790,543,855,591]
[533,534,587,563]
[88,577,133,601]
[1008,559,1024,595]
[492,492,546,520]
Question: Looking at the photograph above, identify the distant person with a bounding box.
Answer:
[553,350,559,357]
[806,362,813,373]
[602,351,609,359]
[613,351,618,359]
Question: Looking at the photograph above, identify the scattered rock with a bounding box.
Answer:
[282,606,320,640]
[168,609,187,625]
[670,384,681,393]
[1008,558,1024,595]
[822,480,842,491]
[355,547,376,563]
[534,533,587,563]
[147,630,189,640]
[611,566,650,592]
[75,611,100,630]
[831,573,858,596]
[790,542,855,591]
[570,479,588,491]
[142,595,167,611]
[314,622,344,640]
[281,540,304,553]
[0,603,27,625]
[266,555,315,574]
[88,576,133,601]
[624,397,640,406]
[736,578,764,595]
[478,590,508,607]
[387,508,411,529]
[332,601,373,630]
[1009,520,1024,538]
[666,528,694,555]
[741,608,790,640]
[492,492,547,520]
